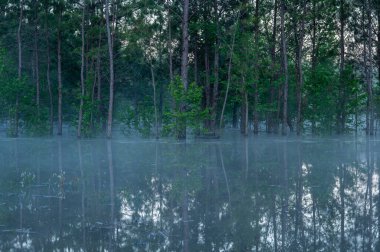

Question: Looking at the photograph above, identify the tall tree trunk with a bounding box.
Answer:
[151,65,159,139]
[211,0,220,133]
[168,5,173,82]
[57,7,63,135]
[78,3,86,138]
[295,0,306,136]
[280,0,289,135]
[311,0,318,134]
[269,0,278,134]
[45,5,53,135]
[17,0,22,81]
[220,13,239,129]
[337,0,345,134]
[34,1,40,113]
[97,7,103,122]
[181,0,189,90]
[205,46,211,111]
[377,2,380,89]
[241,77,248,136]
[177,0,190,139]
[366,0,374,135]
[106,0,115,138]
[15,0,23,137]
[232,102,238,128]
[253,0,260,135]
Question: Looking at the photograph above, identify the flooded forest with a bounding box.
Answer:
[0,0,380,251]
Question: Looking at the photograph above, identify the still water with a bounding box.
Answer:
[0,133,379,251]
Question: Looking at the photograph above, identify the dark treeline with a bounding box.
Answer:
[0,0,379,138]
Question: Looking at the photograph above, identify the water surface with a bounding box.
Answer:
[0,133,379,251]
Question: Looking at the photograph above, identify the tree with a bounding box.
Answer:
[0,0,378,138]
[57,2,63,136]
[280,0,289,135]
[78,1,86,138]
[106,0,115,138]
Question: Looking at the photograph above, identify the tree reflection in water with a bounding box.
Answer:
[0,135,379,251]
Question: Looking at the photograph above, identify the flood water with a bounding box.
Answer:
[0,132,380,251]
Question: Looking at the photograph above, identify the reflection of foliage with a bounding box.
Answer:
[20,171,36,189]
[0,139,379,251]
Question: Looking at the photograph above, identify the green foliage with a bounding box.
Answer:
[163,76,208,137]
[0,0,378,138]
[304,61,364,134]
[0,46,51,136]
[119,100,155,138]
[304,61,339,134]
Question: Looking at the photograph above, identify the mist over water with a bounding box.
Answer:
[0,133,380,251]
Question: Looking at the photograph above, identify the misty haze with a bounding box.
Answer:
[1,0,380,251]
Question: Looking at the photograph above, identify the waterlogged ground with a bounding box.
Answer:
[0,132,380,251]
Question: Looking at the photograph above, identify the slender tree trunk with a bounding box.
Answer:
[96,9,102,122]
[363,1,370,136]
[253,0,260,135]
[337,0,345,134]
[177,0,190,140]
[311,0,317,134]
[311,0,317,71]
[17,0,22,81]
[106,0,115,138]
[96,53,102,112]
[220,14,239,129]
[15,0,23,137]
[280,0,289,135]
[232,103,238,128]
[367,0,374,135]
[181,0,189,90]
[269,0,278,134]
[45,6,53,135]
[90,66,96,133]
[241,77,248,136]
[205,47,211,110]
[57,8,63,135]
[168,5,173,82]
[295,0,306,136]
[211,0,220,132]
[34,1,40,113]
[151,65,159,139]
[377,3,380,91]
[78,3,86,138]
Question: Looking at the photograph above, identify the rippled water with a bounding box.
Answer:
[0,133,379,251]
